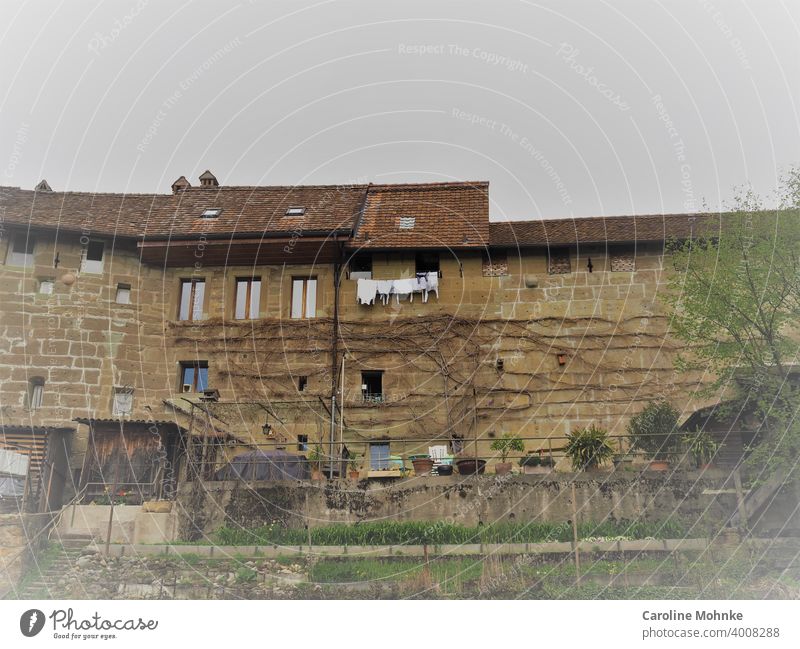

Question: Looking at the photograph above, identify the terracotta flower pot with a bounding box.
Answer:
[349,470,360,480]
[412,458,434,476]
[648,460,670,471]
[311,469,325,481]
[494,462,512,475]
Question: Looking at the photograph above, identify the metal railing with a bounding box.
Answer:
[187,430,746,481]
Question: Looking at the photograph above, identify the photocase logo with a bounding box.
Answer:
[20,609,45,637]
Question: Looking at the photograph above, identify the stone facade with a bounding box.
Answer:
[0,178,715,500]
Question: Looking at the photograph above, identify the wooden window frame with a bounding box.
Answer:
[179,361,209,393]
[290,277,317,319]
[234,277,261,320]
[178,278,205,321]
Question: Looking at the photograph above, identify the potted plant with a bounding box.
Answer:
[682,430,722,470]
[490,433,525,475]
[565,424,614,471]
[454,453,486,475]
[519,452,554,475]
[626,399,681,471]
[347,453,360,480]
[307,443,325,481]
[409,454,434,476]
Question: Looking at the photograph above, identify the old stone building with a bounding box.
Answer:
[0,172,717,507]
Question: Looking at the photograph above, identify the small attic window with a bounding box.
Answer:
[285,206,306,216]
[399,217,416,230]
[200,208,222,218]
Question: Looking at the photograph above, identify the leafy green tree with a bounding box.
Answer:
[663,169,800,478]
[626,399,681,462]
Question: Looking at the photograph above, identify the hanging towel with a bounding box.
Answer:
[392,278,416,304]
[356,279,378,305]
[376,281,393,305]
[415,272,438,302]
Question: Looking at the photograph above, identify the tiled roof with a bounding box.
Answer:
[352,182,490,249]
[0,185,368,240]
[489,213,720,247]
[2,179,726,250]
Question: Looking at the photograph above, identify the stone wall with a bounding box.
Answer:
[0,512,49,596]
[1,227,714,489]
[176,472,736,540]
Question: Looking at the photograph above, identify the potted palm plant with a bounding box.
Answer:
[307,443,325,481]
[347,453,361,480]
[682,430,722,470]
[565,424,614,471]
[627,400,681,471]
[490,433,524,475]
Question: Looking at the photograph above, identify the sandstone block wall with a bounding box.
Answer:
[1,229,712,481]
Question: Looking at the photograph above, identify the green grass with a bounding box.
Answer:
[210,518,687,546]
[309,557,485,594]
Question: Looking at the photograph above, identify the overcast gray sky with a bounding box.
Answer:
[1,0,798,220]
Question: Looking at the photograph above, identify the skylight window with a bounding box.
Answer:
[200,208,222,218]
[399,216,416,230]
[285,206,306,216]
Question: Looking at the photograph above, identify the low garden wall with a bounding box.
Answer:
[176,471,737,541]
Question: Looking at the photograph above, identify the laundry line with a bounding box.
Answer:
[356,272,439,305]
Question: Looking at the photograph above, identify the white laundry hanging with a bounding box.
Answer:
[356,279,378,305]
[415,272,439,302]
[376,280,393,305]
[392,278,416,304]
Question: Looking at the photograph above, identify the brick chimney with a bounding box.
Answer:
[171,175,191,194]
[198,170,219,187]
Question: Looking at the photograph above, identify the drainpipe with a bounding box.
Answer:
[329,240,344,478]
[329,395,336,480]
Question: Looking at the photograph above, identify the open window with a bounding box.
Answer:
[415,252,440,276]
[115,283,131,304]
[234,277,261,319]
[297,376,308,392]
[297,435,309,451]
[38,278,55,294]
[82,240,105,274]
[361,371,383,403]
[179,361,209,393]
[6,234,34,267]
[291,277,317,319]
[349,253,372,280]
[178,279,205,321]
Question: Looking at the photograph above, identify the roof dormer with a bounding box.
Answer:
[171,176,191,194]
[198,170,219,187]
